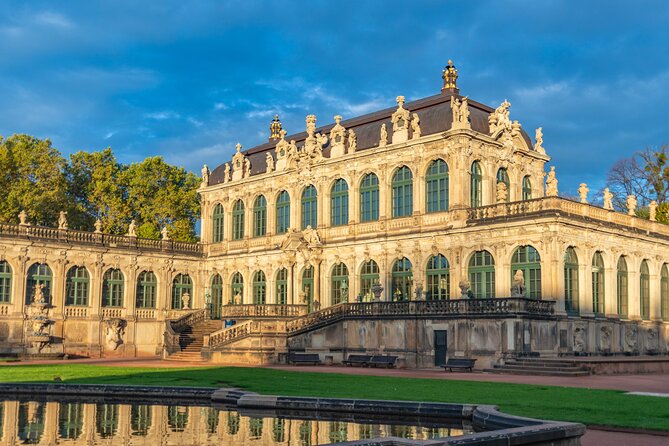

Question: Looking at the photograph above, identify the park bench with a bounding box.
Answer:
[287,353,322,365]
[368,355,398,368]
[343,354,372,367]
[443,358,476,372]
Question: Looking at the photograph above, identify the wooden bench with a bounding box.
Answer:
[443,358,476,372]
[287,353,322,365]
[368,355,398,368]
[343,354,372,367]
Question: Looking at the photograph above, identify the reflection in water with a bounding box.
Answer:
[0,399,472,445]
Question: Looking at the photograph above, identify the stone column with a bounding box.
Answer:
[244,198,253,240]
[414,167,424,216]
[287,263,294,305]
[52,260,66,318]
[267,266,276,304]
[579,261,593,317]
[497,246,511,298]
[243,267,251,305]
[628,261,641,320]
[649,269,661,321]
[604,265,616,318]
[201,201,210,243]
[290,187,299,230]
[316,183,325,231]
[224,202,233,242]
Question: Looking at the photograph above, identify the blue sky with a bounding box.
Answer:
[1,0,668,195]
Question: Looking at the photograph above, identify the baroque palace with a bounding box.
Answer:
[0,62,668,368]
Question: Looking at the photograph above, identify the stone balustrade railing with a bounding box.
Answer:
[204,320,260,348]
[218,304,308,319]
[135,309,156,319]
[0,222,202,256]
[102,308,123,319]
[64,307,88,318]
[168,308,208,332]
[0,305,8,316]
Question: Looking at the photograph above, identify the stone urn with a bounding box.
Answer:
[371,282,384,302]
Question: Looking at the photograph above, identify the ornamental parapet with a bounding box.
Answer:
[220,304,308,319]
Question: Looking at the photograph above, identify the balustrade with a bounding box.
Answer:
[135,309,156,319]
[102,307,123,318]
[64,307,88,318]
[0,305,8,316]
[219,304,308,318]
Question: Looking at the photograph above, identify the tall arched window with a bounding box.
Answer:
[0,261,11,303]
[470,161,482,208]
[102,269,124,308]
[496,168,510,202]
[616,257,628,317]
[391,258,413,301]
[302,267,314,310]
[360,173,379,222]
[301,185,318,229]
[392,166,413,218]
[511,246,541,299]
[468,251,495,298]
[360,260,380,301]
[426,254,449,300]
[171,274,192,309]
[130,405,152,437]
[276,268,288,305]
[275,191,290,234]
[96,404,118,438]
[210,274,223,319]
[426,159,449,213]
[522,176,532,200]
[66,266,89,306]
[330,179,349,226]
[640,260,650,320]
[232,200,245,240]
[592,252,605,315]
[564,247,579,315]
[661,264,669,321]
[136,271,157,309]
[212,203,224,243]
[331,263,349,305]
[59,402,84,439]
[26,263,52,304]
[253,195,267,237]
[252,271,266,304]
[231,272,243,304]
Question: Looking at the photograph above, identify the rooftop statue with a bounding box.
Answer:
[391,96,411,144]
[649,200,658,222]
[161,226,170,241]
[57,211,68,230]
[302,115,326,160]
[201,164,210,187]
[545,166,558,197]
[578,183,589,204]
[451,97,470,130]
[329,115,347,158]
[348,129,357,153]
[232,143,245,181]
[489,99,512,137]
[19,210,29,226]
[496,181,508,203]
[244,158,251,178]
[127,219,137,237]
[379,123,388,147]
[535,127,546,154]
[411,113,421,139]
[603,188,614,210]
[94,218,102,233]
[224,163,231,183]
[626,195,637,216]
[265,152,275,173]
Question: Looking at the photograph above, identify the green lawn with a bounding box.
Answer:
[0,364,668,431]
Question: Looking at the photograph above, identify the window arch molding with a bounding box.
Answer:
[425,158,449,213]
[391,165,413,218]
[329,178,350,227]
[359,172,380,223]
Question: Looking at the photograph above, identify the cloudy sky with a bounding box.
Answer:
[1,0,668,194]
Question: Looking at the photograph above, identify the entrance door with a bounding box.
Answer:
[434,330,447,366]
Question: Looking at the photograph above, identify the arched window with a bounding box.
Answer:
[276,268,288,305]
[564,248,579,315]
[392,166,413,218]
[231,272,243,304]
[253,195,267,237]
[496,168,510,202]
[661,264,669,321]
[592,252,605,315]
[522,176,532,200]
[212,203,224,243]
[252,271,266,304]
[391,257,413,301]
[275,191,290,234]
[360,173,379,222]
[232,200,245,240]
[168,406,188,432]
[302,266,314,310]
[102,269,124,307]
[360,260,380,301]
[616,257,628,317]
[426,159,449,213]
[136,271,157,309]
[468,251,495,298]
[59,402,84,439]
[66,266,89,306]
[470,161,482,208]
[171,274,192,309]
[331,263,349,305]
[511,246,541,299]
[0,261,12,303]
[96,404,118,438]
[26,263,52,304]
[640,260,650,320]
[130,405,152,437]
[18,401,45,442]
[301,185,317,229]
[330,179,349,226]
[210,274,223,319]
[426,254,449,300]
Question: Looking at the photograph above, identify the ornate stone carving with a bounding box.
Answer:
[19,210,29,226]
[181,292,191,310]
[626,195,637,216]
[573,324,586,354]
[274,130,289,171]
[534,127,546,154]
[451,97,471,131]
[578,183,589,204]
[302,115,327,160]
[329,115,347,158]
[243,158,251,179]
[599,325,612,352]
[488,100,512,138]
[411,113,421,139]
[127,220,137,237]
[302,225,321,247]
[93,219,102,234]
[510,270,526,297]
[231,143,246,181]
[58,211,68,230]
[224,163,231,183]
[161,227,170,241]
[496,181,508,203]
[201,164,210,187]
[379,123,388,147]
[391,96,411,144]
[649,200,658,222]
[265,152,274,173]
[603,188,613,210]
[623,324,638,353]
[104,318,126,350]
[348,129,357,153]
[645,327,659,354]
[459,279,471,298]
[545,166,558,197]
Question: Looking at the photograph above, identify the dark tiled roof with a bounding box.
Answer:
[209,92,533,186]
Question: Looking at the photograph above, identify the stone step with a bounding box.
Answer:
[485,366,590,377]
[506,360,587,369]
[502,363,588,372]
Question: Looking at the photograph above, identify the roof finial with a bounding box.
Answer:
[269,114,282,141]
[441,59,459,95]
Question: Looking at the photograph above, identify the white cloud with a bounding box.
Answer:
[144,111,181,120]
[34,11,73,29]
[214,102,228,110]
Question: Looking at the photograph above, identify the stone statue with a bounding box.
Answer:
[510,270,526,297]
[578,183,589,204]
[244,158,251,178]
[312,297,321,311]
[511,120,522,137]
[58,211,68,230]
[534,127,546,154]
[488,99,512,137]
[19,210,28,226]
[181,292,191,310]
[573,325,586,354]
[329,115,347,157]
[161,226,170,241]
[348,129,357,153]
[459,98,470,127]
[94,218,102,233]
[451,97,461,127]
[496,181,508,203]
[379,123,388,147]
[265,152,274,173]
[233,291,241,305]
[302,225,321,246]
[649,200,658,222]
[201,164,210,187]
[624,324,637,353]
[411,113,421,139]
[104,318,126,350]
[545,166,558,197]
[603,188,613,210]
[224,163,231,183]
[458,279,471,299]
[391,96,411,144]
[599,325,612,352]
[626,195,637,216]
[127,220,137,237]
[33,283,46,305]
[232,143,245,181]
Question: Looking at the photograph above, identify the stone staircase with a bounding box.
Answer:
[167,319,222,362]
[485,358,591,376]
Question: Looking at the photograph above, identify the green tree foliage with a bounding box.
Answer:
[0,135,69,226]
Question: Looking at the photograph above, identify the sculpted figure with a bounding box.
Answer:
[201,164,210,187]
[379,123,388,147]
[603,188,613,210]
[545,166,558,197]
[127,220,137,237]
[573,325,586,354]
[348,129,357,152]
[489,99,512,136]
[302,225,321,246]
[624,325,637,353]
[265,152,274,173]
[496,181,508,203]
[411,113,421,139]
[181,292,191,310]
[94,218,102,233]
[104,318,126,350]
[600,325,612,351]
[626,195,637,216]
[161,226,170,241]
[58,211,68,230]
[510,270,526,297]
[19,210,28,226]
[459,98,470,126]
[451,97,461,126]
[649,200,658,221]
[33,283,46,304]
[224,163,231,183]
[244,158,251,178]
[458,279,471,299]
[578,183,589,204]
